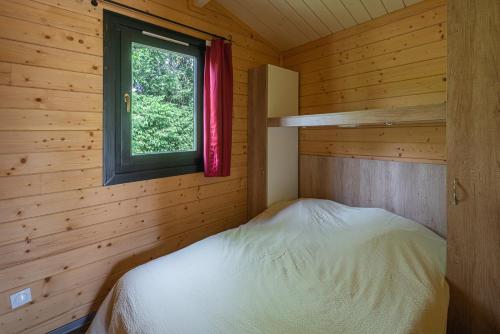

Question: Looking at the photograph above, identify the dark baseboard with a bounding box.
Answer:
[47,313,95,334]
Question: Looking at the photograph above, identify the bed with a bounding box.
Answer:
[87,199,449,334]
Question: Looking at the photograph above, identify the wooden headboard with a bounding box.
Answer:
[300,155,447,237]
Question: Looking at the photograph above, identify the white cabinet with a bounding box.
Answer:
[248,64,298,218]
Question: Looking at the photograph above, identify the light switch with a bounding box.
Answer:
[10,288,32,309]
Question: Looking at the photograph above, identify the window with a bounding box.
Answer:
[103,11,205,185]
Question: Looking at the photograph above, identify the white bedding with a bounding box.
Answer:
[88,199,449,334]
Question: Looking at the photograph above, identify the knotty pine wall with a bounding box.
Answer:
[0,0,279,332]
[283,0,447,165]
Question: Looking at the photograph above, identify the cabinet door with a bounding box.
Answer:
[267,127,298,207]
[446,0,500,332]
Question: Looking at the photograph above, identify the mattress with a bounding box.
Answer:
[87,199,449,334]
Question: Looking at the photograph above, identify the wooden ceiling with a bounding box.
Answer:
[215,0,424,51]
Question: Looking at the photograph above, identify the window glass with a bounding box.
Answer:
[131,42,196,155]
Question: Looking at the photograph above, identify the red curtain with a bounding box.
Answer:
[203,39,233,177]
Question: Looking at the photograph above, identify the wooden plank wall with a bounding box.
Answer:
[282,0,447,164]
[446,0,500,332]
[0,0,279,332]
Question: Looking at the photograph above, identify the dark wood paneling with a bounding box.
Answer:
[247,65,267,219]
[300,155,446,237]
[446,0,500,332]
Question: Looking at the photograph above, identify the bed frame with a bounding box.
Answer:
[300,155,447,238]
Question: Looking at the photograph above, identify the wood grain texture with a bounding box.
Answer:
[216,0,425,50]
[0,0,279,332]
[283,3,446,63]
[247,65,268,219]
[300,124,445,144]
[267,103,445,127]
[282,0,447,164]
[301,141,445,162]
[300,155,446,237]
[446,0,500,332]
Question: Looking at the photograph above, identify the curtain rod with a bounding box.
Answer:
[91,0,232,42]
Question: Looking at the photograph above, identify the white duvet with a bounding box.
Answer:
[88,199,449,334]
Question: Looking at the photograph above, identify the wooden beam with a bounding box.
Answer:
[267,103,446,127]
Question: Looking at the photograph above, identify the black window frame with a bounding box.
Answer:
[103,11,205,186]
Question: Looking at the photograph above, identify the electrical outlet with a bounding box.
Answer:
[10,288,32,309]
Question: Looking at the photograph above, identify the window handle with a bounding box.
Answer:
[124,93,131,113]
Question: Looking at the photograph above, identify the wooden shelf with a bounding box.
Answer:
[267,103,446,128]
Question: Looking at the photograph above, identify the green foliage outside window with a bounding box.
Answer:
[131,43,196,155]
